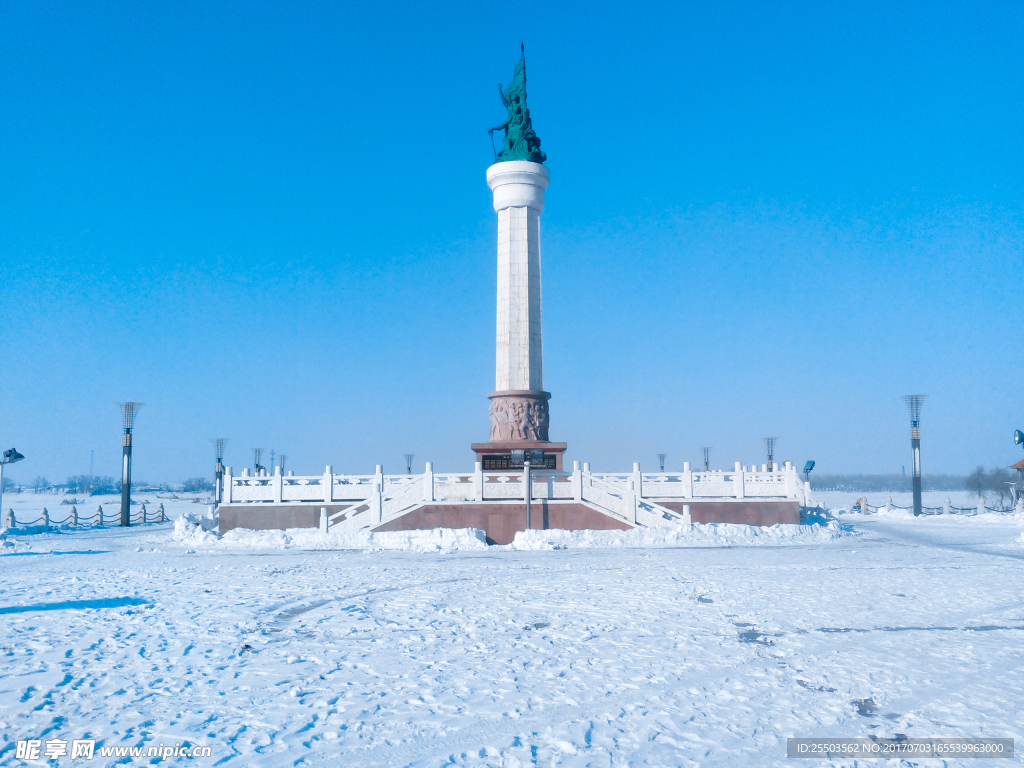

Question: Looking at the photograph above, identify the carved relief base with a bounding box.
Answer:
[487,390,550,442]
[471,390,566,470]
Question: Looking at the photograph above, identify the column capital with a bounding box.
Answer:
[487,161,549,212]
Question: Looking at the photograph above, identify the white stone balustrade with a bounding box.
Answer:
[223,461,811,508]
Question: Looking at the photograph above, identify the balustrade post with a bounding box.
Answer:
[373,465,384,522]
[424,462,434,502]
[320,507,329,533]
[223,467,233,504]
[785,465,795,499]
[632,463,642,499]
[572,461,582,503]
[323,466,333,504]
[683,461,693,499]
[473,461,483,502]
[273,466,283,503]
[734,462,745,499]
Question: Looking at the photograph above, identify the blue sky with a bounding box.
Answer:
[1,0,1021,483]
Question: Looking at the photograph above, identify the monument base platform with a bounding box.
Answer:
[658,501,800,526]
[375,502,628,545]
[470,440,567,470]
[219,498,800,540]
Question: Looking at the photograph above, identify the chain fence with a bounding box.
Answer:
[859,501,1019,516]
[1,503,170,530]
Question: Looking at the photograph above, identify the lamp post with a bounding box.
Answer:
[903,395,927,517]
[523,459,532,531]
[657,453,667,473]
[0,447,26,520]
[803,460,815,483]
[763,437,778,472]
[213,439,228,504]
[702,447,711,472]
[118,402,143,527]
[253,448,265,475]
[404,454,415,476]
[279,454,287,474]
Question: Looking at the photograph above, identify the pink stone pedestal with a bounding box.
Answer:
[472,389,567,470]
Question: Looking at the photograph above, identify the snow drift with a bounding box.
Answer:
[504,521,852,550]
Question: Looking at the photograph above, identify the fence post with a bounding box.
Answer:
[323,466,333,504]
[1016,496,1024,515]
[734,462,744,499]
[424,462,435,502]
[158,503,165,523]
[572,461,582,503]
[139,503,147,524]
[2,508,13,529]
[41,508,49,527]
[473,461,483,502]
[96,505,104,525]
[977,496,986,516]
[69,506,78,526]
[943,497,951,515]
[320,507,328,533]
[885,498,893,514]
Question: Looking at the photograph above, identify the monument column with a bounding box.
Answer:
[471,49,566,470]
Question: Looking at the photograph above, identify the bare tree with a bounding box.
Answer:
[965,466,986,499]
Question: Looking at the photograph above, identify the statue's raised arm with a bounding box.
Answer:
[488,49,546,164]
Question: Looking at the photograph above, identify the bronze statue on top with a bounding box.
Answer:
[488,45,547,164]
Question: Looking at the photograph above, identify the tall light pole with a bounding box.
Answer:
[214,438,228,504]
[0,447,26,519]
[118,402,143,527]
[657,453,667,473]
[253,448,264,475]
[404,454,415,475]
[903,395,927,517]
[702,447,711,472]
[763,437,778,472]
[279,454,287,474]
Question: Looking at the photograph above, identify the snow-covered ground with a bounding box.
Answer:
[2,507,1023,766]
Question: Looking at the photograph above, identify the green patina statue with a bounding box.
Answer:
[488,45,546,164]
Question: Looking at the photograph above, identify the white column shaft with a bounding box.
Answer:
[496,206,543,391]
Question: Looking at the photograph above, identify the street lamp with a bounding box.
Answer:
[404,454,415,475]
[763,437,778,472]
[803,460,815,483]
[903,395,927,517]
[0,447,26,521]
[657,453,667,473]
[702,447,711,472]
[214,439,228,504]
[253,448,265,475]
[118,402,143,527]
